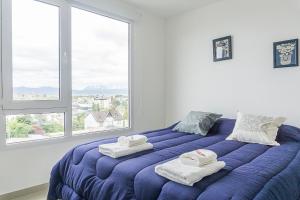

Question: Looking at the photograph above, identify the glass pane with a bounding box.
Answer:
[72,8,129,134]
[6,113,65,144]
[12,0,60,100]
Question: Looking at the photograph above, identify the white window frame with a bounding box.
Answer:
[2,0,70,110]
[0,0,133,148]
[4,107,68,142]
[70,3,133,136]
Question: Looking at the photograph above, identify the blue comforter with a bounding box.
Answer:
[48,119,300,200]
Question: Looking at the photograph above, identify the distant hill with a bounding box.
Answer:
[14,87,128,96]
[14,87,59,95]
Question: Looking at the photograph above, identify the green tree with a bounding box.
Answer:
[42,123,64,134]
[92,103,100,112]
[16,116,32,125]
[123,108,128,121]
[111,97,121,109]
[72,113,86,131]
[7,119,32,138]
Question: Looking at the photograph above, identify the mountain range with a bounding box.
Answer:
[14,87,128,96]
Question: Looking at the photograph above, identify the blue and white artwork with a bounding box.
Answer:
[213,36,232,62]
[274,39,298,68]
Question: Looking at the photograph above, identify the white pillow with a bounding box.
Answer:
[226,112,286,146]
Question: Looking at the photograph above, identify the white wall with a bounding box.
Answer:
[0,0,166,195]
[165,0,300,127]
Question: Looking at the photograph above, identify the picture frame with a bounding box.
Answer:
[273,39,299,68]
[213,36,232,62]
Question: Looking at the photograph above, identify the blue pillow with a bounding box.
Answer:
[173,111,222,136]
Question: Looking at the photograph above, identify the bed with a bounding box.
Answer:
[48,118,300,200]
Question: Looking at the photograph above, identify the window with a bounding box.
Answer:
[6,113,65,144]
[72,8,129,134]
[12,0,60,101]
[2,0,68,110]
[1,0,132,145]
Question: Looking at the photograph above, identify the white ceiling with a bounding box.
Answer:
[121,0,223,18]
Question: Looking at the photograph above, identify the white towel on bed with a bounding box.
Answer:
[118,135,148,147]
[155,159,225,186]
[99,142,153,158]
[179,149,217,167]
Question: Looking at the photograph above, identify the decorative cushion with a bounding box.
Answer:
[226,112,286,146]
[172,111,222,136]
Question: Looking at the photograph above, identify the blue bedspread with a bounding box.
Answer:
[48,119,300,200]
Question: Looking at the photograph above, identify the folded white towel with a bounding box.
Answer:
[99,142,153,158]
[118,135,148,147]
[155,159,225,186]
[179,149,217,167]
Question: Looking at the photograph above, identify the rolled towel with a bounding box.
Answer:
[118,135,148,147]
[155,159,225,186]
[179,149,217,167]
[99,142,153,158]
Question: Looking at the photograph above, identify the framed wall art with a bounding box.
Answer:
[213,36,232,62]
[273,39,298,68]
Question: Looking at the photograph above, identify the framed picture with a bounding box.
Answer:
[273,39,298,68]
[213,36,232,62]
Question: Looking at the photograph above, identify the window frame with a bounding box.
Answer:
[70,4,133,136]
[2,0,70,109]
[4,107,67,144]
[0,0,133,148]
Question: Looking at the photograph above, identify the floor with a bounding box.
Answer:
[5,188,47,200]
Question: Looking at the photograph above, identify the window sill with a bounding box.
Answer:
[1,128,134,151]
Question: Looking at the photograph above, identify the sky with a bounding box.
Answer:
[12,0,129,91]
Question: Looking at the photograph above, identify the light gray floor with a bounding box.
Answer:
[7,189,47,200]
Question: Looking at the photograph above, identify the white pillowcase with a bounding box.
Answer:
[226,112,286,146]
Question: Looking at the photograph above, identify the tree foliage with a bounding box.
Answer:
[73,113,86,131]
[92,103,100,112]
[7,117,33,138]
[111,98,121,108]
[42,123,64,134]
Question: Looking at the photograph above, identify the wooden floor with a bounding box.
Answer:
[9,189,47,200]
[1,188,47,200]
